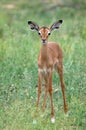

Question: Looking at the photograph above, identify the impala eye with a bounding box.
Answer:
[48,32,51,35]
[38,32,41,35]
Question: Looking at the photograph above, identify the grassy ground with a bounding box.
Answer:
[0,0,86,130]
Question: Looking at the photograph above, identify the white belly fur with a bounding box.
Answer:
[38,68,52,74]
[38,60,58,74]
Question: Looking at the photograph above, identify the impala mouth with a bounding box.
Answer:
[42,39,46,44]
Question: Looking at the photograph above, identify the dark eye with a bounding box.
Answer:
[38,32,41,35]
[48,32,51,35]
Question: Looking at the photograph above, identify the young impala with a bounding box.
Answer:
[28,20,68,123]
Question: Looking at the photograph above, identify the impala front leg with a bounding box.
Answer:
[42,76,48,112]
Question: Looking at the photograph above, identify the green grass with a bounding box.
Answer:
[0,0,86,130]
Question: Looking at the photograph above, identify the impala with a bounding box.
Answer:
[28,20,68,123]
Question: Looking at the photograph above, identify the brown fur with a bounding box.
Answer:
[28,21,68,120]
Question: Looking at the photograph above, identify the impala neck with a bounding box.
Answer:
[41,43,48,60]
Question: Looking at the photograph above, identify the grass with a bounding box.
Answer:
[0,0,86,130]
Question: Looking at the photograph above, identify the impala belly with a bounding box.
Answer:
[38,59,59,75]
[38,68,51,74]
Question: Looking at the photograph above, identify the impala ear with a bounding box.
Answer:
[28,21,39,31]
[50,20,63,31]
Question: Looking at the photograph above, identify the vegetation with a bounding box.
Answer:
[0,0,86,130]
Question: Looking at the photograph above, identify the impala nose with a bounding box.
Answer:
[42,39,46,43]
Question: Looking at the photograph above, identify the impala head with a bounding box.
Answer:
[28,20,63,44]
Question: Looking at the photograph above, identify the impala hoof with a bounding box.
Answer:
[33,119,37,124]
[65,111,70,117]
[40,114,44,118]
[51,117,55,123]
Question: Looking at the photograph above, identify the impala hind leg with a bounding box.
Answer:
[37,72,42,107]
[33,72,42,123]
[57,64,68,113]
